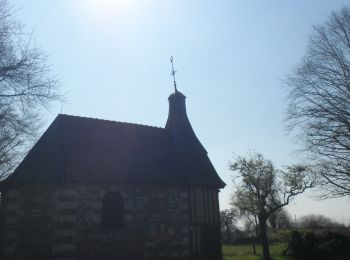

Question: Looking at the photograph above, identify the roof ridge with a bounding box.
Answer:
[58,114,165,131]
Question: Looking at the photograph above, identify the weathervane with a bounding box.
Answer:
[170,56,178,92]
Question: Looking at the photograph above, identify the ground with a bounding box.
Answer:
[222,243,293,260]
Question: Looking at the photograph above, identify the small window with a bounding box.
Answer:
[101,192,123,229]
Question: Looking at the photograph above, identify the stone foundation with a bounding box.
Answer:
[0,184,191,260]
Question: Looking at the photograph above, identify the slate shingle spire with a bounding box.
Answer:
[165,57,207,154]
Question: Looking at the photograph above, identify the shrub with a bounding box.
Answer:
[287,230,350,259]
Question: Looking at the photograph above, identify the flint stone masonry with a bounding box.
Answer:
[0,183,191,259]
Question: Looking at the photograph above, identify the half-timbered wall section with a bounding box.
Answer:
[189,187,221,260]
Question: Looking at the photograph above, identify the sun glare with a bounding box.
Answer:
[86,0,124,11]
[76,0,138,23]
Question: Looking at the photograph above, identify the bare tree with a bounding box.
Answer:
[230,153,314,260]
[0,0,61,178]
[230,184,260,238]
[285,6,350,197]
[298,214,345,230]
[241,210,260,239]
[268,207,292,230]
[220,208,239,242]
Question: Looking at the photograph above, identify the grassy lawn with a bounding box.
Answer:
[223,243,294,260]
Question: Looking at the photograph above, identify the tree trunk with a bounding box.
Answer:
[259,215,271,260]
[226,224,231,242]
[254,213,259,238]
[252,236,256,255]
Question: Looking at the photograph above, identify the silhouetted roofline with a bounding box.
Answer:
[2,114,225,188]
[58,114,165,131]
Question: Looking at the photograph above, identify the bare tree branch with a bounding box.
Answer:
[285,6,350,197]
[0,0,61,179]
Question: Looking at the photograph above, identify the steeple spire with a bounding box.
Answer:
[170,56,178,92]
[165,57,207,154]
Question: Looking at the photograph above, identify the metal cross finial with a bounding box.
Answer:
[170,56,178,92]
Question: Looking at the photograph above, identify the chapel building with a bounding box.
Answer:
[0,88,225,260]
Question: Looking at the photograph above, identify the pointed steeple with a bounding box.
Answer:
[170,56,178,93]
[165,57,207,154]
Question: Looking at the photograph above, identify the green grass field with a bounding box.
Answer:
[223,243,293,260]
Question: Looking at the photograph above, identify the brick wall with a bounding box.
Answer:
[0,184,191,260]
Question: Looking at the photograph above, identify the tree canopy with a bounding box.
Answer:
[230,153,314,260]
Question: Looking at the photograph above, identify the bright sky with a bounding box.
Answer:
[11,0,350,224]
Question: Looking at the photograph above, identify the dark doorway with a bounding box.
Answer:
[101,192,123,229]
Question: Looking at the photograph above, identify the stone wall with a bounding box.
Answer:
[0,184,191,260]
